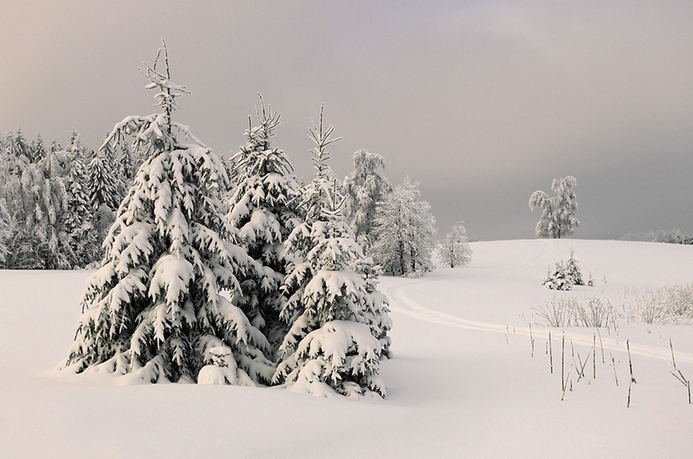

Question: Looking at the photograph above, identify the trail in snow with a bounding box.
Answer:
[385,281,693,364]
[382,243,693,365]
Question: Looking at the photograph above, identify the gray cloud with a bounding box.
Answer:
[1,0,691,240]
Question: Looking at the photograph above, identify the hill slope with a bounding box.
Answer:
[1,239,692,458]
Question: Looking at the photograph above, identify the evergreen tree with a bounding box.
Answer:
[371,177,437,276]
[0,199,11,267]
[117,139,137,185]
[439,221,473,268]
[226,95,302,352]
[342,149,392,254]
[541,261,573,291]
[274,105,388,397]
[63,43,273,385]
[9,129,29,160]
[87,141,121,211]
[64,151,99,266]
[565,248,584,286]
[529,176,579,239]
[29,134,47,163]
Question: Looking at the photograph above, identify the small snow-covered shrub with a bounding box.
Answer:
[197,345,255,386]
[541,262,573,291]
[541,248,585,291]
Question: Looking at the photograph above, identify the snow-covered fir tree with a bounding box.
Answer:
[564,248,583,286]
[371,177,437,276]
[541,261,573,291]
[439,221,473,268]
[342,149,392,254]
[273,105,389,397]
[0,198,11,267]
[87,140,121,211]
[63,149,99,267]
[63,42,274,385]
[29,134,47,163]
[529,176,579,239]
[226,95,302,353]
[8,129,30,160]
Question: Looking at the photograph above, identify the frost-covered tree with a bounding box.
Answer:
[4,153,72,269]
[9,129,29,160]
[371,177,437,276]
[227,96,302,352]
[63,42,273,385]
[29,134,47,163]
[273,105,389,397]
[342,149,392,253]
[87,141,121,211]
[439,221,473,268]
[63,151,99,266]
[529,176,579,239]
[0,199,12,267]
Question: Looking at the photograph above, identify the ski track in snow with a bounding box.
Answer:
[383,244,693,365]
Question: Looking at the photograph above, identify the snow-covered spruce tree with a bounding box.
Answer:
[87,139,122,212]
[63,43,274,385]
[63,149,99,267]
[227,95,302,353]
[541,261,573,291]
[8,129,30,160]
[529,176,579,239]
[439,221,473,268]
[564,248,583,286]
[0,199,11,267]
[371,177,437,277]
[29,134,47,163]
[273,105,389,397]
[342,149,392,254]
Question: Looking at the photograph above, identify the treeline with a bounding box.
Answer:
[0,129,142,269]
[0,124,463,274]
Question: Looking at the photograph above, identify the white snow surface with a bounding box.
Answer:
[1,239,692,458]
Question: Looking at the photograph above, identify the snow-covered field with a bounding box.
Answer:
[1,239,692,458]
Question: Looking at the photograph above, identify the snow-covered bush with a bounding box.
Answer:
[529,176,579,239]
[541,262,573,291]
[227,95,302,354]
[438,221,473,268]
[63,43,274,385]
[273,105,390,398]
[541,248,584,291]
[197,345,255,386]
[371,177,436,277]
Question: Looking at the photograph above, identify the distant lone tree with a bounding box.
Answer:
[439,222,473,268]
[529,176,579,239]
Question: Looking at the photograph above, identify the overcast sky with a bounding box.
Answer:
[1,1,691,241]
